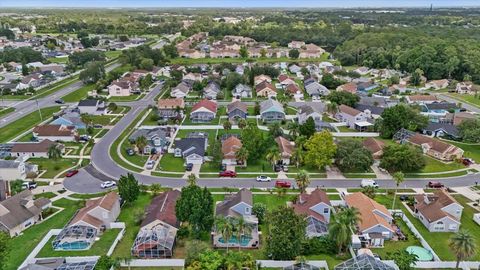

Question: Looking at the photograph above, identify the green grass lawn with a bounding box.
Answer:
[48,57,69,64]
[112,193,153,258]
[253,194,295,210]
[31,158,79,178]
[141,110,159,126]
[105,50,122,59]
[37,228,121,257]
[34,192,57,200]
[0,107,14,117]
[419,156,465,173]
[236,160,274,173]
[158,154,185,171]
[337,126,353,132]
[0,106,61,143]
[449,141,480,163]
[69,192,109,199]
[61,83,96,102]
[447,93,480,107]
[121,139,149,167]
[374,217,422,260]
[4,198,84,270]
[109,94,145,102]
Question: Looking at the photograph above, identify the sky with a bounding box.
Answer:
[0,0,479,8]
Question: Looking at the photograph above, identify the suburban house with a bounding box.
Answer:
[129,127,173,155]
[16,74,42,90]
[213,189,259,249]
[157,98,185,120]
[456,82,474,94]
[407,133,464,161]
[260,99,285,123]
[0,190,51,237]
[131,190,181,258]
[221,136,243,166]
[108,79,137,97]
[278,74,296,86]
[77,99,106,115]
[32,125,78,142]
[335,105,369,131]
[406,95,439,104]
[19,258,98,270]
[288,41,305,49]
[203,81,221,100]
[354,67,370,75]
[275,136,294,165]
[286,83,301,95]
[337,82,357,94]
[292,189,332,238]
[362,138,385,159]
[232,84,252,98]
[453,112,477,125]
[254,74,272,85]
[255,81,277,97]
[414,189,463,232]
[174,137,207,164]
[50,111,86,129]
[345,192,395,247]
[425,79,449,90]
[183,72,203,82]
[11,139,65,158]
[355,104,385,119]
[53,192,120,250]
[304,79,329,97]
[297,104,323,124]
[423,122,460,140]
[170,81,191,98]
[420,102,461,123]
[227,101,248,121]
[0,158,38,180]
[190,99,217,123]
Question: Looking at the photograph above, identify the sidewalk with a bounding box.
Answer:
[451,186,480,201]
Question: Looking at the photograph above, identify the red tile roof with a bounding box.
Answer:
[191,99,217,113]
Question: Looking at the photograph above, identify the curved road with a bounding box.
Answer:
[70,85,480,193]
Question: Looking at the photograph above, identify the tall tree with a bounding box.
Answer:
[295,170,310,193]
[0,231,10,270]
[176,185,214,237]
[380,144,426,172]
[214,216,234,253]
[391,171,405,210]
[304,131,337,170]
[235,146,249,165]
[449,230,477,269]
[388,250,418,270]
[118,173,140,204]
[375,104,428,139]
[47,144,62,160]
[299,117,316,138]
[135,136,148,155]
[335,139,373,172]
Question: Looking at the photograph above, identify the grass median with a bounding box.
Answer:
[0,106,61,143]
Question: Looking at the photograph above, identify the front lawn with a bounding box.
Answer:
[449,141,480,163]
[36,228,121,257]
[30,158,79,179]
[158,154,185,172]
[4,199,83,270]
[236,160,274,173]
[447,93,480,108]
[61,83,95,102]
[419,156,465,173]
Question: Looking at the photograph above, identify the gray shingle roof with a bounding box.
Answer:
[0,190,50,230]
[175,138,206,157]
[424,122,460,137]
[215,189,252,217]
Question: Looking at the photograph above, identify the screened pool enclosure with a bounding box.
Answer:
[52,225,98,250]
[131,225,177,258]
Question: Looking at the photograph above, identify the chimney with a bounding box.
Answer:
[423,194,430,204]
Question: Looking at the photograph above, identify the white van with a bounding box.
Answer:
[360,179,379,188]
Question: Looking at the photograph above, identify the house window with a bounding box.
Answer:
[323,208,329,214]
[245,207,250,214]
[434,221,445,231]
[449,224,458,231]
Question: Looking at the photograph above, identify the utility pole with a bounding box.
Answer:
[35,99,43,122]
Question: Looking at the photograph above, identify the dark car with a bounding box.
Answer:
[274,164,282,172]
[54,99,64,104]
[219,170,237,177]
[65,170,79,177]
[462,158,474,166]
[427,181,444,188]
[399,195,409,201]
[185,163,193,171]
[275,180,291,188]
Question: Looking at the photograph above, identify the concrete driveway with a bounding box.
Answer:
[183,164,201,178]
[63,165,115,194]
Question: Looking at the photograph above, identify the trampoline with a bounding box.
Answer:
[406,246,434,261]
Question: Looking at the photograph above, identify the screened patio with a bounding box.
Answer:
[131,225,177,258]
[52,225,98,250]
[334,254,396,270]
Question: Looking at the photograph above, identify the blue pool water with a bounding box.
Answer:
[55,241,90,250]
[218,235,252,246]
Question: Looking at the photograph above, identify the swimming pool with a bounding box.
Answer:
[54,241,90,250]
[406,246,434,261]
[218,235,252,246]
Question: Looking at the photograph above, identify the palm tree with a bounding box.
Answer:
[326,102,338,116]
[391,171,405,210]
[287,121,300,139]
[135,136,148,155]
[291,148,305,168]
[238,118,247,129]
[295,135,307,150]
[215,216,234,253]
[449,230,477,269]
[341,207,362,229]
[235,146,249,166]
[223,120,232,131]
[328,217,350,253]
[295,170,310,193]
[266,148,281,167]
[187,173,197,186]
[47,144,62,160]
[149,183,162,195]
[361,186,377,199]
[234,216,252,251]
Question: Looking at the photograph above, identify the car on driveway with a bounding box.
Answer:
[101,181,116,189]
[462,158,474,166]
[126,148,135,156]
[185,163,193,171]
[22,181,37,190]
[219,170,237,177]
[146,160,155,170]
[256,175,272,182]
[275,180,291,188]
[427,181,444,188]
[65,170,79,177]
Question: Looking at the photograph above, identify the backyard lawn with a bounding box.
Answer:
[31,158,79,178]
[0,106,61,143]
[36,228,121,257]
[4,199,83,270]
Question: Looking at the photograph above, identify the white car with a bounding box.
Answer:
[101,181,116,189]
[256,175,272,182]
[360,179,379,188]
[146,160,155,170]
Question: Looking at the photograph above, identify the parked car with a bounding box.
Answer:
[126,148,135,156]
[399,195,409,201]
[220,164,226,171]
[461,158,474,166]
[427,181,444,188]
[275,180,291,188]
[360,179,379,188]
[146,160,155,170]
[93,124,103,128]
[101,181,116,189]
[22,181,37,190]
[256,175,272,182]
[54,99,64,104]
[65,170,79,177]
[185,163,193,171]
[219,170,237,177]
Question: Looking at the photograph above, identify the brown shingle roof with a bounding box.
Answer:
[227,101,247,114]
[275,136,294,158]
[338,82,357,93]
[255,81,276,93]
[216,189,252,217]
[33,125,76,137]
[414,189,461,222]
[11,139,62,153]
[292,189,331,221]
[157,98,185,109]
[141,190,181,228]
[70,192,119,229]
[362,138,385,155]
[0,190,50,230]
[345,192,394,233]
[222,136,242,159]
[408,95,438,102]
[339,104,362,117]
[408,133,456,154]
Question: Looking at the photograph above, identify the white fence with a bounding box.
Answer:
[107,222,126,256]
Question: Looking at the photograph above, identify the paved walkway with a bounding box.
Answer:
[326,165,345,179]
[371,164,392,179]
[451,186,480,201]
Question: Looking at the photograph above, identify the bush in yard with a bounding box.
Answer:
[0,231,11,270]
[176,185,214,238]
[10,179,23,195]
[252,203,267,224]
[118,173,140,204]
[95,255,117,270]
[334,139,373,172]
[380,144,426,172]
[301,236,337,256]
[185,240,211,266]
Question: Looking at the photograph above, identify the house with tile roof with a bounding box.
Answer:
[0,190,51,237]
[132,190,181,258]
[260,99,285,123]
[190,99,217,123]
[345,192,394,247]
[275,136,294,165]
[414,189,463,232]
[335,105,369,130]
[362,138,385,159]
[406,133,463,161]
[222,136,242,165]
[292,189,332,238]
[337,82,357,94]
[278,74,296,86]
[213,189,259,249]
[53,192,120,250]
[254,74,272,85]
